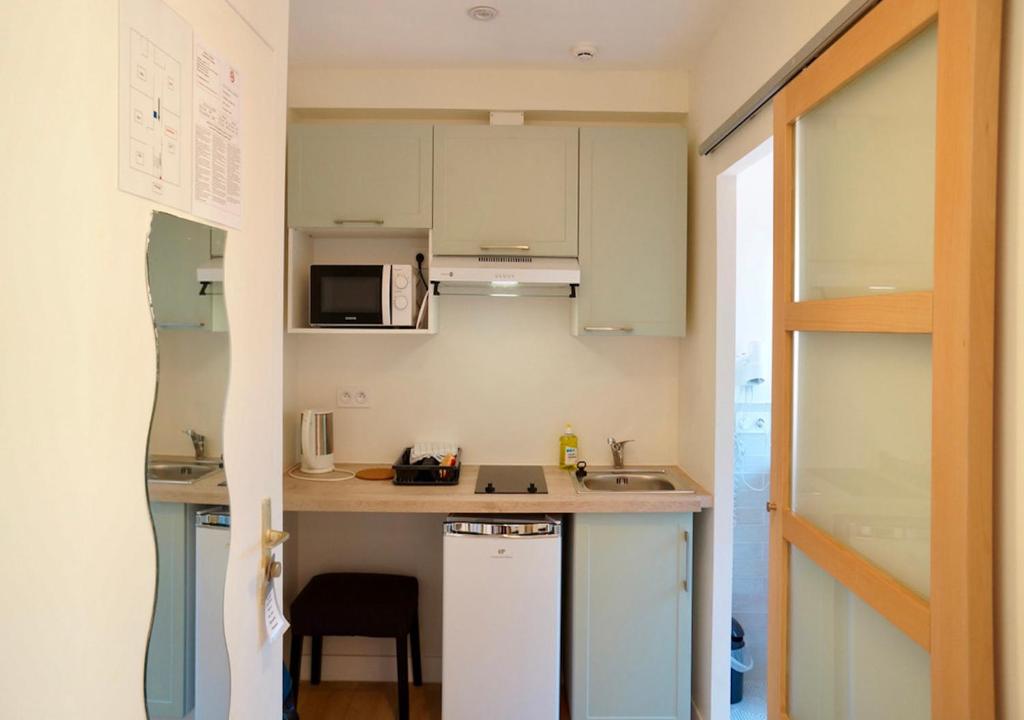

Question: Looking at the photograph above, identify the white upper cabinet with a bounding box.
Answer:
[432,125,579,257]
[576,126,687,337]
[287,124,433,229]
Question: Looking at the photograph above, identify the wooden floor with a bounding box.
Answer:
[296,682,571,719]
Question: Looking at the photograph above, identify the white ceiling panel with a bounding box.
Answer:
[289,0,733,69]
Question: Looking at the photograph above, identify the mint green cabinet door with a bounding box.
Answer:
[570,513,693,720]
[287,124,433,229]
[577,127,687,336]
[433,125,578,257]
[146,502,196,718]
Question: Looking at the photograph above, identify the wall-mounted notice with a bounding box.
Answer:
[118,0,192,212]
[192,41,243,229]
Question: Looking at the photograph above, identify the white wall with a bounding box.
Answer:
[0,2,288,718]
[286,300,681,466]
[289,66,688,113]
[150,331,230,458]
[684,1,1024,719]
[734,154,773,388]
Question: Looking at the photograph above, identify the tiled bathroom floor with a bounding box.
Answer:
[730,681,767,720]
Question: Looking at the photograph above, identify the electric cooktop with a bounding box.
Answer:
[474,465,548,495]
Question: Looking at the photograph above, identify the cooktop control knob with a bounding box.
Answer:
[394,296,409,310]
[394,272,409,289]
[485,482,496,494]
[527,482,538,494]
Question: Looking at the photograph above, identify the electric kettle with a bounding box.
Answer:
[299,409,335,473]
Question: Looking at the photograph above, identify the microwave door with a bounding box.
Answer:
[309,265,386,326]
[382,264,392,326]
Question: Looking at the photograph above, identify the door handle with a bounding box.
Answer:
[583,326,635,333]
[265,528,290,549]
[261,499,289,590]
[681,530,690,592]
[333,218,384,225]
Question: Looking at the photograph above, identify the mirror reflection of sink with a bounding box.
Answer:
[148,459,221,484]
[576,468,695,494]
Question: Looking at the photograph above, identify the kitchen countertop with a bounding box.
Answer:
[283,464,712,513]
[148,464,713,513]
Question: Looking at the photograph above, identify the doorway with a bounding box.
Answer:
[715,138,773,720]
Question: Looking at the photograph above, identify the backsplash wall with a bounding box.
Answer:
[150,330,229,458]
[283,296,681,467]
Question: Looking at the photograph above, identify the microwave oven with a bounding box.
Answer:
[309,264,415,327]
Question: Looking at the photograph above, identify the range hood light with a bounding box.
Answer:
[489,292,517,298]
[490,280,520,288]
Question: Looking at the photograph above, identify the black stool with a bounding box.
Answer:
[288,573,422,720]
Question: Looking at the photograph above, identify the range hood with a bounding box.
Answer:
[196,258,223,296]
[430,256,580,297]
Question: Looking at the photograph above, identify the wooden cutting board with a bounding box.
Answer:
[355,467,395,481]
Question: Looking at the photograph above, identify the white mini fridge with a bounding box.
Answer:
[442,515,562,720]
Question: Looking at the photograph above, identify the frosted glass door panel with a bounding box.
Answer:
[788,547,931,720]
[795,24,937,301]
[793,331,931,596]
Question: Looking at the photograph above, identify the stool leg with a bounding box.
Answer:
[410,615,423,687]
[395,634,409,720]
[311,636,323,685]
[289,632,303,706]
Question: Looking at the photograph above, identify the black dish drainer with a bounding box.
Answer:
[392,447,462,486]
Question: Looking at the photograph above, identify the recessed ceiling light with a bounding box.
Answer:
[467,5,499,21]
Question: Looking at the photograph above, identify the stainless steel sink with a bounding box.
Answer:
[575,468,695,494]
[148,459,221,484]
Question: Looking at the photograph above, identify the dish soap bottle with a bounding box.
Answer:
[559,424,578,470]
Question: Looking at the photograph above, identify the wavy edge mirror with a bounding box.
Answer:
[143,211,232,720]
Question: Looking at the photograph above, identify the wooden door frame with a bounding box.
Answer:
[767,0,1002,718]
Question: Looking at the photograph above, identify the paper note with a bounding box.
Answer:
[193,40,243,229]
[264,578,289,644]
[118,0,193,211]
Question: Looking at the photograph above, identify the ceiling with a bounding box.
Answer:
[288,0,732,70]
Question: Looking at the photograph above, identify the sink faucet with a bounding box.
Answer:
[607,437,633,469]
[183,429,206,459]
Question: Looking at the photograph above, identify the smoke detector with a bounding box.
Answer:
[467,5,499,21]
[572,43,598,62]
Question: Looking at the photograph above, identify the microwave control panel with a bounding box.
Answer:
[391,264,414,326]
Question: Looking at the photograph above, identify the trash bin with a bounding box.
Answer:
[283,664,299,720]
[731,618,753,704]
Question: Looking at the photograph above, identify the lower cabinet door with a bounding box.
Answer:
[146,502,196,719]
[570,513,693,720]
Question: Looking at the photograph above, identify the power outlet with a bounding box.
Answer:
[337,386,372,409]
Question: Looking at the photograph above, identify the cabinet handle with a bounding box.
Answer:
[157,322,206,329]
[583,326,635,333]
[333,218,384,225]
[479,244,530,251]
[681,530,690,592]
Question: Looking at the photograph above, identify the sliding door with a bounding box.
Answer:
[768,0,1001,719]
